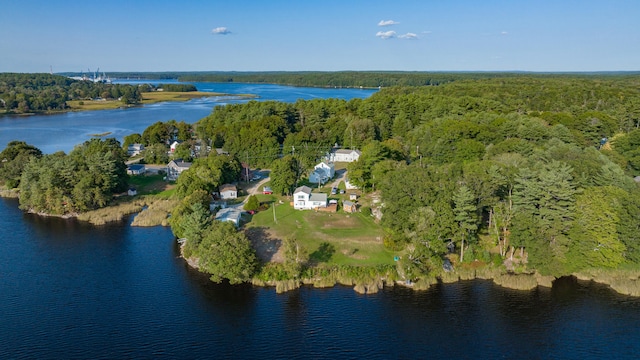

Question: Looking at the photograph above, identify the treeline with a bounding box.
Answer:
[189,75,640,278]
[0,73,142,113]
[94,70,640,89]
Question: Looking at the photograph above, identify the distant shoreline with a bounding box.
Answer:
[0,91,257,116]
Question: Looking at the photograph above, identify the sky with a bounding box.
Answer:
[1,0,639,73]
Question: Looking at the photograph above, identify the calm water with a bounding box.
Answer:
[1,197,640,359]
[0,82,375,154]
[1,84,640,359]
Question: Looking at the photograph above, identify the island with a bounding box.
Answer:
[2,72,640,297]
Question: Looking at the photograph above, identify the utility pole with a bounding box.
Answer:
[245,151,249,182]
[273,203,277,224]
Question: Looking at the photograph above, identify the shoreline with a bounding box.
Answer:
[1,91,258,116]
[179,244,640,297]
[5,188,638,298]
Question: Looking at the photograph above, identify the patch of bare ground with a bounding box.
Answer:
[341,248,369,260]
[311,231,382,245]
[245,227,285,263]
[320,215,360,228]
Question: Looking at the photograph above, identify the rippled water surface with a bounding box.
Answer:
[1,197,639,359]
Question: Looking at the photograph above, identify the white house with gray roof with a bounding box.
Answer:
[293,185,327,210]
[328,149,361,163]
[166,159,192,181]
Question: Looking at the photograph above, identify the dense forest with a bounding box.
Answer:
[184,75,640,278]
[0,73,142,113]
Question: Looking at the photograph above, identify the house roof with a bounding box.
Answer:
[128,164,145,171]
[294,185,312,195]
[343,200,355,207]
[215,207,243,224]
[219,184,237,192]
[335,149,361,155]
[316,161,334,169]
[169,159,192,169]
[310,193,327,202]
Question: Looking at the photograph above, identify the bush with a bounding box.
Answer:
[244,195,259,211]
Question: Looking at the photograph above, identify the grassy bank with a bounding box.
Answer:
[65,91,256,111]
[575,268,640,296]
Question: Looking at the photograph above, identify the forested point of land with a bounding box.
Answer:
[0,73,143,113]
[4,73,640,286]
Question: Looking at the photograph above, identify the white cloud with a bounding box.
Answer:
[376,30,396,39]
[501,31,508,35]
[211,27,231,35]
[378,20,399,27]
[398,32,418,40]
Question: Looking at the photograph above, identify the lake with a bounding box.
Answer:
[1,83,640,359]
[0,81,376,154]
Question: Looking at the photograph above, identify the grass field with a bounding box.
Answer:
[246,201,395,266]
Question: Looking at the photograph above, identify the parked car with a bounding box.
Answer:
[246,210,256,215]
[262,186,273,195]
[331,187,337,195]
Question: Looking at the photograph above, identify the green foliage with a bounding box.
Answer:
[453,185,478,261]
[244,195,260,211]
[117,73,640,276]
[142,143,169,164]
[567,187,626,270]
[196,221,258,284]
[0,141,42,188]
[270,155,299,195]
[18,138,128,214]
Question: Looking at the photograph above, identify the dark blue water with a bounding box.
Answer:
[1,197,640,359]
[0,82,375,154]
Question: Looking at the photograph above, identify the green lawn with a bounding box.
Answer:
[128,174,175,196]
[247,201,395,266]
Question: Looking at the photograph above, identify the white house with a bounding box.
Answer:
[328,149,361,163]
[166,159,192,181]
[293,185,327,210]
[127,143,144,156]
[169,140,181,153]
[309,161,335,184]
[214,207,243,227]
[345,177,359,190]
[219,184,238,200]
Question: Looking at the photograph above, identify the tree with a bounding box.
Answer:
[0,141,42,188]
[180,202,213,258]
[270,155,299,195]
[453,186,478,262]
[282,237,309,277]
[197,221,258,284]
[567,187,626,270]
[244,195,260,211]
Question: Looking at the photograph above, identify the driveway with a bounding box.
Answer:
[329,169,347,188]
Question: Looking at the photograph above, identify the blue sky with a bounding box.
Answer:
[1,0,639,72]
